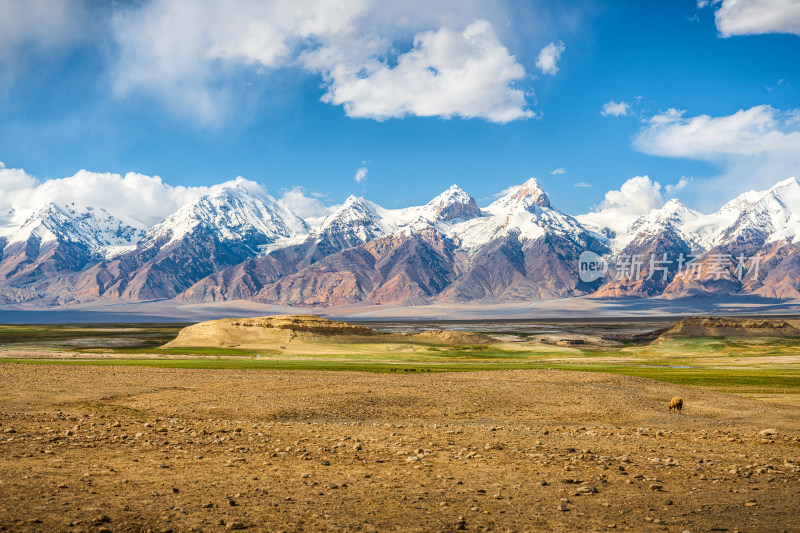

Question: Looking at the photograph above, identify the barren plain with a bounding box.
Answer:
[2,362,800,532]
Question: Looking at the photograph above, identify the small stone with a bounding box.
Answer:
[539,480,548,486]
[3,428,16,434]
[226,522,246,530]
[759,428,777,436]
[301,473,310,479]
[94,514,111,524]
[321,460,330,466]
[557,504,569,512]
[664,499,673,505]
[649,484,663,491]
[202,502,214,509]
[406,456,420,462]
[455,517,466,530]
[654,519,665,525]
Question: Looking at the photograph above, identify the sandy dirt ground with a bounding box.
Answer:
[1,363,799,532]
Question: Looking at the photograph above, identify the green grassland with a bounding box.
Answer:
[1,323,800,400]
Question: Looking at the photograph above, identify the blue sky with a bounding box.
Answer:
[1,0,799,225]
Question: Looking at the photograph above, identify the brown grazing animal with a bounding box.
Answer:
[668,397,683,413]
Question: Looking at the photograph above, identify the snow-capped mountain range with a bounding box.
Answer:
[2,176,800,306]
[0,202,145,258]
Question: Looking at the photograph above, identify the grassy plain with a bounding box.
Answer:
[2,322,800,403]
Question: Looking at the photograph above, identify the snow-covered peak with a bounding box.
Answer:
[397,185,481,224]
[313,195,397,249]
[446,179,598,253]
[143,185,308,249]
[0,202,146,258]
[605,199,707,252]
[712,177,800,246]
[428,185,480,222]
[614,176,800,253]
[717,178,800,214]
[628,199,700,233]
[485,178,551,217]
[318,196,384,231]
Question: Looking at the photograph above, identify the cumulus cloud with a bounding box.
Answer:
[576,176,665,234]
[700,0,800,37]
[354,166,369,183]
[109,1,534,123]
[601,100,631,117]
[277,186,334,220]
[310,21,533,122]
[550,167,567,175]
[0,163,263,227]
[535,41,565,75]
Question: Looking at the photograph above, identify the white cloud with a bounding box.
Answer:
[550,167,567,175]
[574,181,591,187]
[665,176,692,195]
[493,184,522,198]
[109,1,534,123]
[354,166,369,183]
[535,41,565,76]
[701,0,800,37]
[601,100,631,117]
[634,105,800,159]
[0,164,263,227]
[0,0,86,68]
[111,0,373,123]
[596,176,663,214]
[577,176,664,234]
[277,186,334,219]
[312,20,533,123]
[634,104,800,205]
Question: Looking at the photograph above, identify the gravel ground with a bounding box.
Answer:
[1,363,799,532]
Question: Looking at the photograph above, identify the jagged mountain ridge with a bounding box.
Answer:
[27,186,310,303]
[2,177,800,306]
[0,203,145,288]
